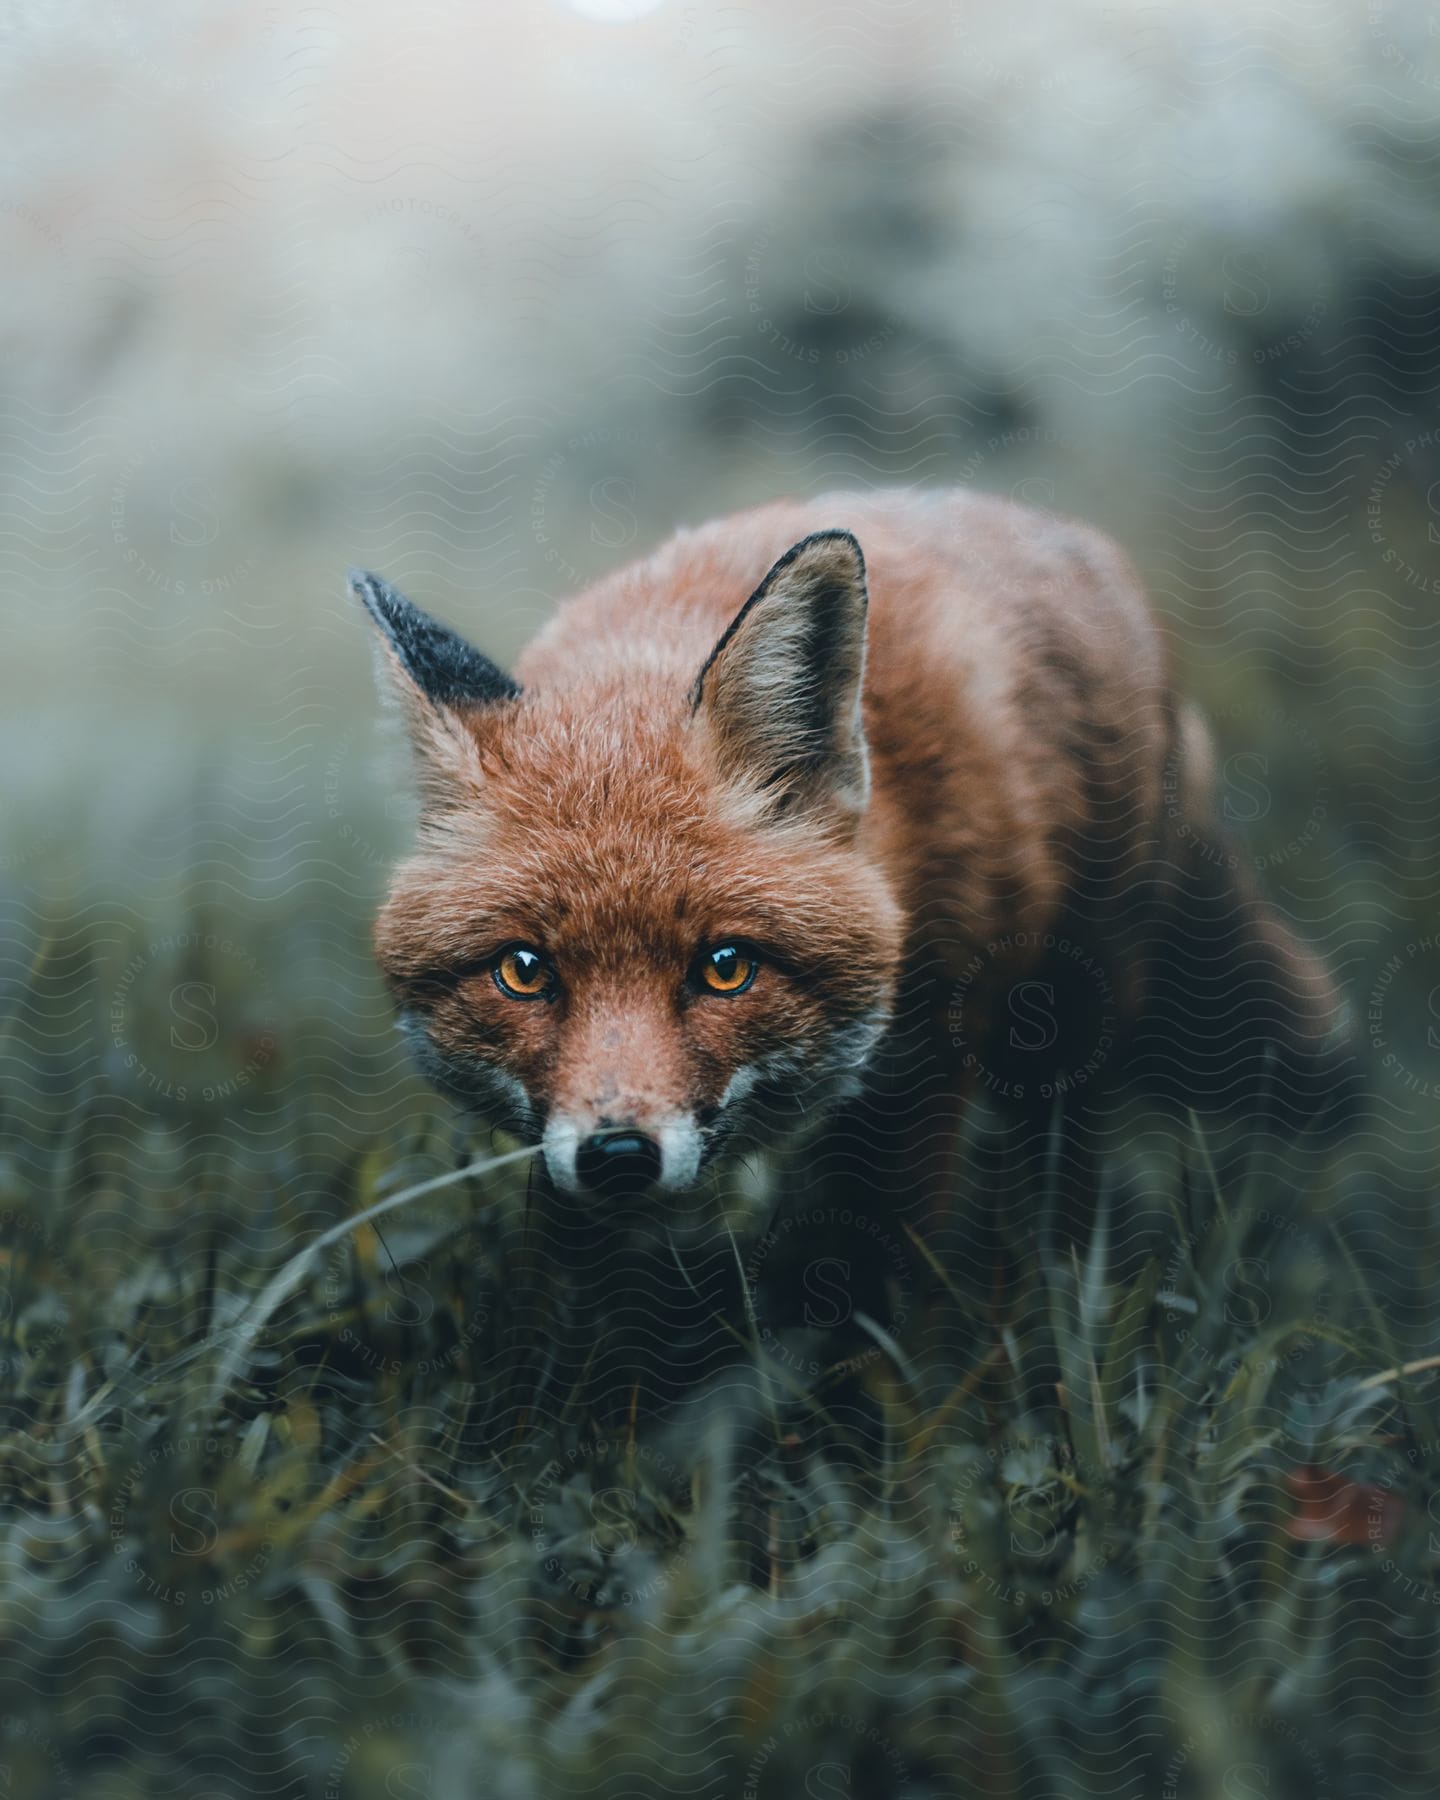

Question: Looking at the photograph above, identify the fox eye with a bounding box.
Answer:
[695,944,758,995]
[493,944,555,1000]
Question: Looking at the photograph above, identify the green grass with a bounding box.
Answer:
[2,906,1438,1800]
[2,710,1438,1800]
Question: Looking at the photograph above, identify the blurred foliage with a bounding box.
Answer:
[1,906,1438,1797]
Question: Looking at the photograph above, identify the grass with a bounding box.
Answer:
[2,699,1438,1800]
[2,906,1439,1800]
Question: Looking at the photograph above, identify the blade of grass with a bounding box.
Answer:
[1354,1353,1440,1393]
[1099,1254,1161,1434]
[851,1310,920,1395]
[1329,1218,1439,1446]
[203,1145,538,1414]
[910,1343,1007,1455]
[667,1225,839,1430]
[901,1221,963,1308]
[1188,1109,1229,1234]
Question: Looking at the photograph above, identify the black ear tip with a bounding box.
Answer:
[348,568,396,617]
[351,568,520,710]
[807,526,864,559]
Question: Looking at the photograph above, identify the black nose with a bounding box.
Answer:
[574,1128,662,1195]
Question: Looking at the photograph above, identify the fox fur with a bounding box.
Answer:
[355,489,1352,1221]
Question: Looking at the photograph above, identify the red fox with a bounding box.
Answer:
[354,490,1352,1219]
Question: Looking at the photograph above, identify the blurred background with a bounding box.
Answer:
[4,4,1440,1796]
[5,0,1440,1191]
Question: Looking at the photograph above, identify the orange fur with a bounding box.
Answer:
[364,489,1348,1216]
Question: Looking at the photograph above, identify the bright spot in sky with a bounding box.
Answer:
[564,0,670,19]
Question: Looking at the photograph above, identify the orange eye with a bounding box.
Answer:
[697,944,758,995]
[493,945,555,1000]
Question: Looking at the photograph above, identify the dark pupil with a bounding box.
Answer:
[512,951,539,982]
[712,948,738,978]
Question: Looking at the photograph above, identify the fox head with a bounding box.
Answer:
[354,531,904,1201]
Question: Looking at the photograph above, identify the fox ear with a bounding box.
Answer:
[351,570,519,799]
[691,530,870,821]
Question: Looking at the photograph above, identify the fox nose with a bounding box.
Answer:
[574,1128,662,1195]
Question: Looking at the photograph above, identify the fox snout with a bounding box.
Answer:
[543,1112,703,1200]
[536,997,705,1197]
